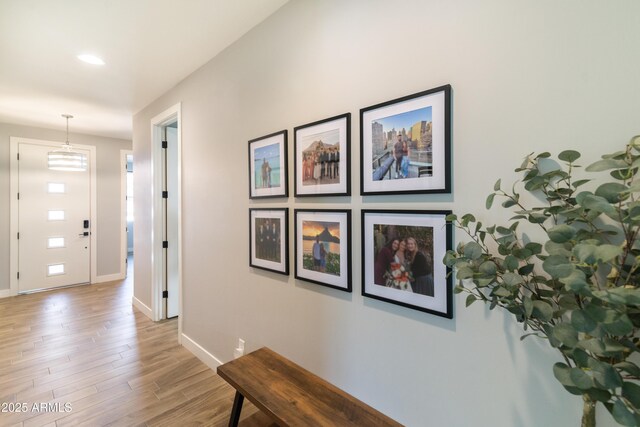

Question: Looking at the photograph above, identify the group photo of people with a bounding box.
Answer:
[255,218,282,263]
[299,128,341,187]
[373,224,435,297]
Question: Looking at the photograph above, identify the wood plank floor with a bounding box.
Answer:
[0,261,266,427]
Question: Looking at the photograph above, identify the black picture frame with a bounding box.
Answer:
[248,130,288,199]
[294,113,351,197]
[361,209,452,318]
[294,209,352,292]
[360,85,451,195]
[249,208,289,276]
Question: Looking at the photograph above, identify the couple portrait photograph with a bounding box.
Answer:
[295,210,351,292]
[361,209,452,318]
[373,224,435,297]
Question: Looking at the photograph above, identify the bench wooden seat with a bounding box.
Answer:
[217,347,402,427]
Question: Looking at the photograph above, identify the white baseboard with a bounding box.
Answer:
[0,289,17,299]
[181,333,223,371]
[132,296,153,319]
[94,272,126,284]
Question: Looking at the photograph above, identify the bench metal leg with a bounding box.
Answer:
[229,391,245,427]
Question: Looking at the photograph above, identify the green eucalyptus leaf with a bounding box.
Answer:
[532,300,553,321]
[553,362,573,386]
[528,213,548,224]
[552,323,578,347]
[595,182,629,203]
[456,267,474,280]
[572,179,591,188]
[572,348,591,368]
[560,270,591,295]
[569,368,592,390]
[518,264,534,275]
[579,339,606,356]
[548,224,576,243]
[524,242,543,255]
[536,152,551,159]
[493,179,501,191]
[577,193,616,214]
[584,388,612,403]
[595,244,623,262]
[558,150,581,163]
[586,158,628,172]
[445,214,457,222]
[622,382,640,410]
[611,167,638,181]
[611,399,638,427]
[479,261,497,276]
[463,242,483,260]
[502,199,517,208]
[615,362,640,378]
[492,286,511,297]
[545,241,572,257]
[504,255,519,271]
[543,255,574,278]
[589,358,623,390]
[523,296,533,317]
[502,272,524,286]
[571,310,597,333]
[573,243,598,264]
[465,294,476,307]
[486,193,495,209]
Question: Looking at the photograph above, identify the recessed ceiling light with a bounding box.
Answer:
[77,54,105,65]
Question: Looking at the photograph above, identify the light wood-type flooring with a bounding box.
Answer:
[0,260,268,427]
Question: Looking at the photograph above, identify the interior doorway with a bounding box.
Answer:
[121,150,133,278]
[150,103,182,328]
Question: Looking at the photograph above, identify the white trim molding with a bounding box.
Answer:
[0,289,18,299]
[132,296,153,319]
[94,273,126,284]
[181,333,223,371]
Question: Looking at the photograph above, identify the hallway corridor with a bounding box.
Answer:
[0,270,261,426]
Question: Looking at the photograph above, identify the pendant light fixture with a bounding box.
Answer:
[48,114,87,171]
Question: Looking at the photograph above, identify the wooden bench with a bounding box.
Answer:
[217,347,402,427]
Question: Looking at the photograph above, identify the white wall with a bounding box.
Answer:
[0,122,132,290]
[133,1,640,425]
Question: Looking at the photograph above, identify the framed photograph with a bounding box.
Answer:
[361,209,452,318]
[294,209,351,292]
[249,208,289,275]
[360,84,451,195]
[294,113,351,197]
[248,130,288,199]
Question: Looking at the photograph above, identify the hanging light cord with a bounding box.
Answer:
[62,114,73,149]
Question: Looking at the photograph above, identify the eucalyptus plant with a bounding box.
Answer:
[444,136,640,427]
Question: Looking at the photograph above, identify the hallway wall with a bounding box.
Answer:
[0,122,132,290]
[133,0,640,425]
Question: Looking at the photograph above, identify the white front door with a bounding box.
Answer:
[18,142,91,292]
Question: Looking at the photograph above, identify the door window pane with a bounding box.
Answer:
[47,183,65,193]
[47,264,65,276]
[47,237,65,248]
[48,210,65,221]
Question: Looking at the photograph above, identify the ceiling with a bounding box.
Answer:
[0,0,289,140]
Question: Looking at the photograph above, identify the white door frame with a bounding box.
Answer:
[121,149,133,276]
[9,137,98,296]
[150,103,183,336]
